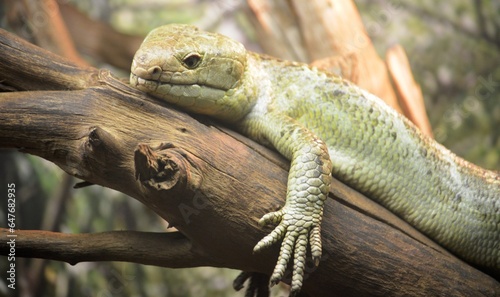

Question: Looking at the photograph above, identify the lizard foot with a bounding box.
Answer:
[253,208,322,295]
[233,271,270,297]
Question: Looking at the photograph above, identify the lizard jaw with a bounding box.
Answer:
[130,73,227,112]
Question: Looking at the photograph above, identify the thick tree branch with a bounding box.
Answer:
[0,27,95,91]
[0,28,498,296]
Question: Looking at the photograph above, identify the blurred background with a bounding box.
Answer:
[0,0,499,296]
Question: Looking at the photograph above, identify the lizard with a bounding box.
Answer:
[130,24,500,295]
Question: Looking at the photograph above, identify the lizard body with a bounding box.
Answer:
[130,24,500,295]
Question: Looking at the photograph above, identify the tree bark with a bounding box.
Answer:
[0,28,498,297]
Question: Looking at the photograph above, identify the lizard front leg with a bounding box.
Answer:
[242,113,332,295]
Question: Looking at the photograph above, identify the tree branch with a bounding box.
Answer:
[0,229,210,267]
[0,27,95,91]
[0,28,498,296]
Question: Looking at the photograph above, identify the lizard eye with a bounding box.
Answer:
[182,53,202,69]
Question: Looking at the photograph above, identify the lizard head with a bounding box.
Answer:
[131,24,255,122]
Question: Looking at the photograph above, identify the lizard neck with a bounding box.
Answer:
[213,53,263,124]
[242,53,276,118]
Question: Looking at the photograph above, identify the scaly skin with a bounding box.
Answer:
[130,24,500,294]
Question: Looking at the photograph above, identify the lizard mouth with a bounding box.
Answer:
[131,73,227,91]
[130,73,226,103]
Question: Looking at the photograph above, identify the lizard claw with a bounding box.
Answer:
[253,207,323,295]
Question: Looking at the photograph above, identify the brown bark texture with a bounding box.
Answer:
[0,25,498,297]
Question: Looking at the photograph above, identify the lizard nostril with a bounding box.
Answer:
[148,66,162,80]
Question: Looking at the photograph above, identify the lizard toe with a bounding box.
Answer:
[253,224,286,253]
[269,230,296,285]
[258,210,284,226]
[309,225,322,265]
[289,231,308,294]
